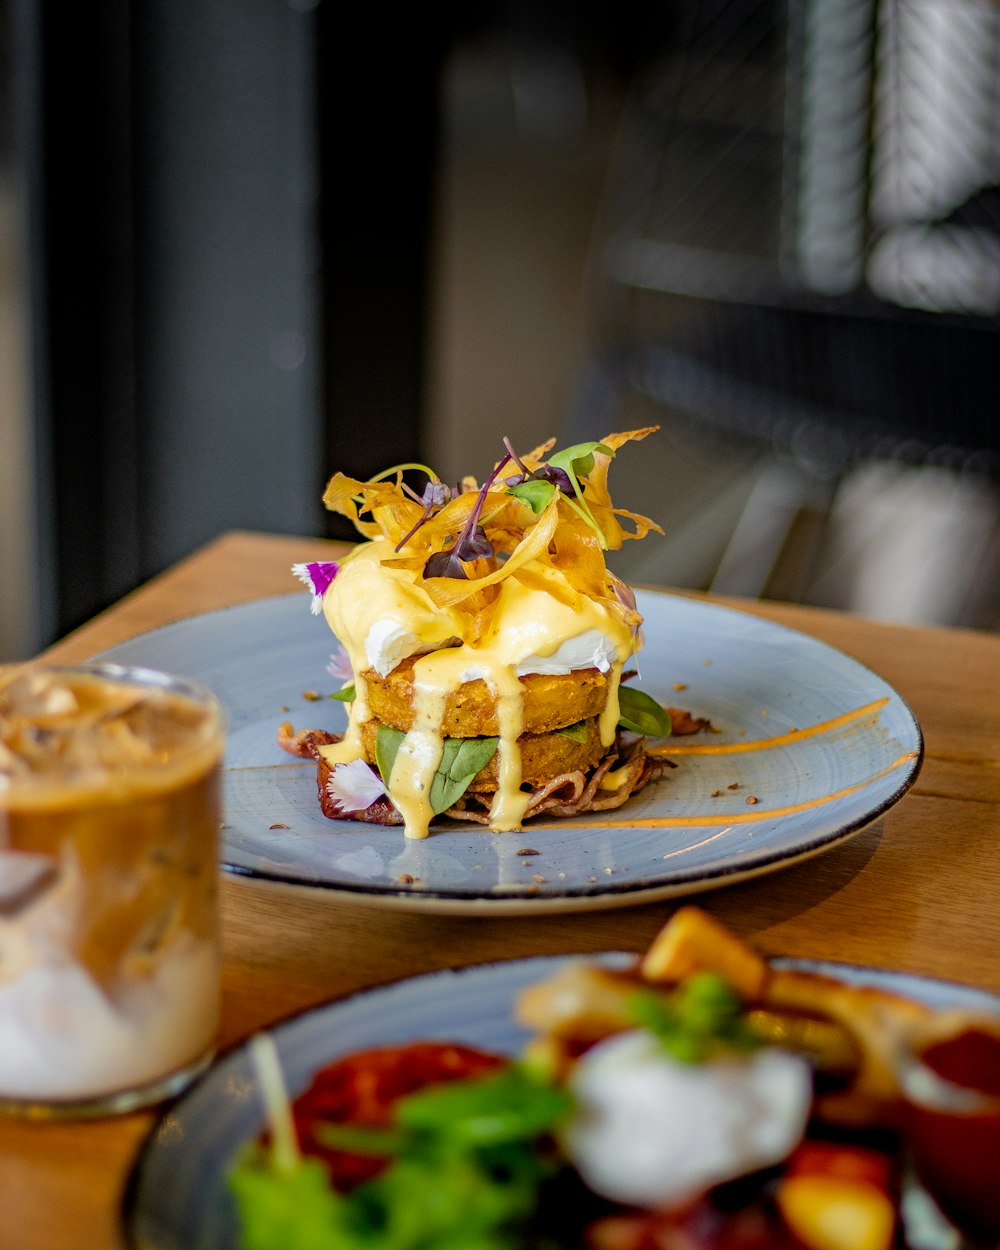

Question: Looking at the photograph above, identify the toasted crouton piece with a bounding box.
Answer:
[639,906,769,999]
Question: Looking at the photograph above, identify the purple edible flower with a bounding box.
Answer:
[291,561,340,614]
[325,759,385,814]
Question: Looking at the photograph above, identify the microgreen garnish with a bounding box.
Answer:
[394,479,454,553]
[505,439,615,547]
[291,561,340,614]
[617,687,672,737]
[422,455,510,580]
[503,437,574,496]
[630,974,762,1064]
[376,725,499,814]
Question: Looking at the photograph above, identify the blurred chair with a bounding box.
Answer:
[566,0,1000,629]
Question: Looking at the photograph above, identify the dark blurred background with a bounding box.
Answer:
[2,0,999,660]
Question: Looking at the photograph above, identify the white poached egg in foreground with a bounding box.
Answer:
[563,1029,812,1207]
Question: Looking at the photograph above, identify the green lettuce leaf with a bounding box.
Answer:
[230,1063,573,1250]
[228,1152,352,1250]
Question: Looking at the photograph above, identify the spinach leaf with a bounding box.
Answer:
[555,720,589,743]
[617,687,672,737]
[329,682,356,703]
[428,736,499,813]
[375,726,499,815]
[375,725,406,787]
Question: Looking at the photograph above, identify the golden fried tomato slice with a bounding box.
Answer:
[363,660,610,737]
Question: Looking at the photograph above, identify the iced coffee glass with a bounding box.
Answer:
[0,663,225,1118]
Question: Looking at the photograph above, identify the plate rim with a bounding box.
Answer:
[90,589,925,913]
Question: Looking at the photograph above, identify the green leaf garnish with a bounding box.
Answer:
[555,720,589,743]
[630,974,762,1064]
[329,682,356,703]
[507,478,556,515]
[617,687,672,737]
[375,724,405,788]
[547,441,614,547]
[230,1063,572,1250]
[503,437,615,548]
[546,441,613,487]
[229,1152,348,1250]
[395,1064,573,1147]
[375,726,499,815]
[429,737,500,813]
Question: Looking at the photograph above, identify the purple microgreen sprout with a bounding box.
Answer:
[422,454,510,580]
[325,758,386,814]
[502,437,574,497]
[291,561,340,614]
[394,478,454,553]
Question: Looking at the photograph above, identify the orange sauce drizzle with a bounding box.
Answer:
[527,694,916,833]
[530,750,915,830]
[649,697,890,757]
[558,752,918,830]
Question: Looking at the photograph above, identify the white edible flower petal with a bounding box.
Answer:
[326,759,385,813]
[326,646,353,682]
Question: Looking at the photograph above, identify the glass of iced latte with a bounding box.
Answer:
[0,663,225,1117]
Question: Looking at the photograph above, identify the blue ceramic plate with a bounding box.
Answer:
[122,954,1000,1250]
[92,590,923,914]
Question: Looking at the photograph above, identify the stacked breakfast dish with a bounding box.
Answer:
[282,430,701,840]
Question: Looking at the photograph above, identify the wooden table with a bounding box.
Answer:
[5,529,1000,1250]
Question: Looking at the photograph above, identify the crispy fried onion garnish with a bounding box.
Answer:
[319,429,662,642]
[447,734,674,825]
[277,722,673,828]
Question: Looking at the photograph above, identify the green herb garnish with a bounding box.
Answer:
[630,973,761,1064]
[505,438,614,548]
[229,1063,573,1250]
